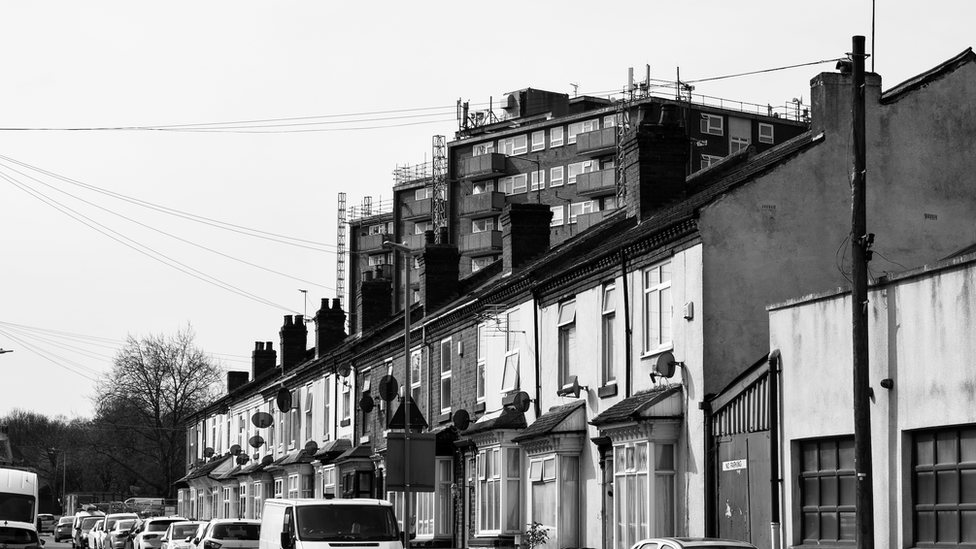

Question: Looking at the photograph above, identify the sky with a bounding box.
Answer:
[1,1,972,419]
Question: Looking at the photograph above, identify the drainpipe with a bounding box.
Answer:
[620,250,633,398]
[701,398,715,537]
[531,291,543,418]
[769,349,782,549]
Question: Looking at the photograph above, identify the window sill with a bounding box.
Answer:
[598,384,618,398]
[640,344,674,361]
[473,402,486,414]
[436,411,451,424]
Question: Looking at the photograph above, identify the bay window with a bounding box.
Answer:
[477,447,521,534]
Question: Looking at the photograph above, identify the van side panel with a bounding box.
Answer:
[259,502,286,549]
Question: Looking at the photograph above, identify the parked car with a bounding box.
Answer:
[88,522,105,549]
[75,515,105,549]
[99,514,139,549]
[0,521,45,549]
[193,519,260,549]
[104,519,137,549]
[160,521,205,549]
[55,517,75,542]
[37,514,56,534]
[630,538,758,549]
[126,517,188,549]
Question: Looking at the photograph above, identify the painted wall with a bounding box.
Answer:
[769,254,976,549]
[701,63,976,394]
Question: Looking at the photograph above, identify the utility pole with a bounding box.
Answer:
[850,35,875,549]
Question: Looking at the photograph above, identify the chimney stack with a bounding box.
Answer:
[279,314,307,373]
[624,108,689,222]
[227,371,249,394]
[360,275,392,332]
[315,297,347,358]
[251,341,276,380]
[419,227,460,312]
[500,203,553,276]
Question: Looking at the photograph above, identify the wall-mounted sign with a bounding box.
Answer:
[722,459,747,472]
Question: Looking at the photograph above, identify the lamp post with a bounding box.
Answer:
[382,240,412,548]
[48,448,66,514]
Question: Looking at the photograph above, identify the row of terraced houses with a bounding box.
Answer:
[178,47,976,549]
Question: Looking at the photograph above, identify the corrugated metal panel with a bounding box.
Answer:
[713,376,768,436]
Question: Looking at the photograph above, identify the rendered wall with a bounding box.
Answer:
[769,254,976,549]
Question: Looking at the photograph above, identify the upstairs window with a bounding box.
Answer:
[472,218,495,233]
[530,170,545,192]
[568,119,598,144]
[550,166,565,187]
[550,127,564,148]
[700,114,724,136]
[439,338,452,413]
[415,188,432,200]
[567,161,596,185]
[472,142,495,156]
[759,123,775,144]
[557,300,577,386]
[550,205,565,227]
[531,131,545,152]
[568,200,595,224]
[642,261,672,353]
[498,135,528,156]
[500,174,528,195]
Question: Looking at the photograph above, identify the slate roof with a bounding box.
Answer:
[265,449,313,471]
[313,438,352,462]
[463,407,527,435]
[590,386,681,426]
[512,400,585,443]
[174,454,232,484]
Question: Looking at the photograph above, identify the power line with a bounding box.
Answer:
[1,170,297,313]
[0,162,335,292]
[0,153,336,252]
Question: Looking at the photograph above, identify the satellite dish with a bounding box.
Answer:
[653,351,682,380]
[276,387,292,412]
[203,447,215,458]
[359,394,374,413]
[378,375,399,402]
[251,411,274,429]
[452,409,470,431]
[261,455,274,466]
[556,375,588,399]
[511,391,531,413]
[304,440,319,455]
[218,404,229,414]
[248,435,265,449]
[338,363,351,378]
[230,444,242,456]
[236,454,250,465]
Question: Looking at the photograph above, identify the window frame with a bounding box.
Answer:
[550,205,565,227]
[530,170,545,192]
[439,338,452,414]
[797,436,856,545]
[601,283,617,386]
[531,131,545,152]
[550,127,564,148]
[550,166,565,187]
[642,261,673,354]
[759,123,775,144]
[700,113,724,136]
[569,200,595,224]
[557,299,577,387]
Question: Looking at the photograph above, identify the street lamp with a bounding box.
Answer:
[48,448,66,514]
[382,240,413,547]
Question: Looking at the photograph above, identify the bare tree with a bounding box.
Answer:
[92,325,222,497]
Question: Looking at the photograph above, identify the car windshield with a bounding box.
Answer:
[295,506,398,542]
[59,518,75,525]
[117,520,136,531]
[0,493,36,523]
[0,527,38,544]
[82,517,103,530]
[149,521,179,532]
[170,525,200,538]
[210,523,259,541]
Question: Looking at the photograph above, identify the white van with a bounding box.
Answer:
[259,499,402,549]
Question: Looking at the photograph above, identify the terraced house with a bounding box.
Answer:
[179,48,976,549]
